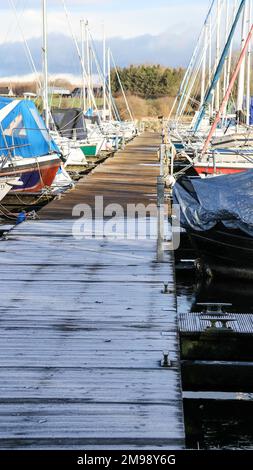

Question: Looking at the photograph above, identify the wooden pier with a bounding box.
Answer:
[39,133,162,218]
[0,132,185,449]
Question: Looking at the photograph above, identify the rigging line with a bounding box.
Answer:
[87,28,117,119]
[0,204,19,220]
[53,109,86,133]
[9,0,41,89]
[60,0,99,118]
[2,0,23,46]
[171,0,217,120]
[182,1,228,121]
[193,0,247,133]
[176,1,221,120]
[88,38,120,122]
[110,51,134,122]
[0,122,15,169]
[176,14,218,122]
[85,28,119,121]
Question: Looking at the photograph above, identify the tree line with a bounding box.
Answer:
[111,65,185,99]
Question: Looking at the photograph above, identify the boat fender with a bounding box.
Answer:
[16,211,27,225]
[165,175,176,188]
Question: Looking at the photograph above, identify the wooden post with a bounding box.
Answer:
[115,131,119,151]
[157,144,165,262]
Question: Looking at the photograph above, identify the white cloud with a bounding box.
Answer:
[0,1,209,43]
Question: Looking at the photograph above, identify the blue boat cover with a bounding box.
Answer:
[173,170,253,235]
[0,97,59,158]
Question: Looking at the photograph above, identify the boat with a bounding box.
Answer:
[173,170,253,280]
[0,97,61,194]
[192,148,253,176]
[51,165,74,194]
[0,177,22,202]
[169,0,253,179]
[51,108,105,163]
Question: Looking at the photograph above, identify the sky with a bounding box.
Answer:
[0,0,212,79]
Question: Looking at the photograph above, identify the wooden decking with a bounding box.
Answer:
[0,133,185,449]
[40,133,162,218]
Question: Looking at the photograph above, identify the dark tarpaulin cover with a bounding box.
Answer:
[52,108,88,140]
[173,170,253,235]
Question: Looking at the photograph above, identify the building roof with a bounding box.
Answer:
[0,86,13,96]
[48,87,71,95]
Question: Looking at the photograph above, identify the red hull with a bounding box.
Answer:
[194,166,247,176]
[21,162,60,192]
[0,158,60,193]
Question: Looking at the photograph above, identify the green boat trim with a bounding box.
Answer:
[80,144,98,157]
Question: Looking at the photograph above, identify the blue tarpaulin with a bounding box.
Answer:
[173,170,253,236]
[85,108,94,117]
[0,97,59,158]
[250,97,253,125]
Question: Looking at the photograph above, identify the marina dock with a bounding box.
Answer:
[0,133,185,450]
[39,133,162,218]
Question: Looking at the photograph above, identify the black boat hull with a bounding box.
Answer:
[187,225,253,280]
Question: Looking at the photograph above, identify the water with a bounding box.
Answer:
[176,268,253,450]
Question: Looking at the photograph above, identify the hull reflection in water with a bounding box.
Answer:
[176,272,253,450]
[184,398,253,450]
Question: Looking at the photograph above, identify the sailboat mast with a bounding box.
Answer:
[42,0,49,129]
[246,0,252,125]
[223,0,230,99]
[86,21,91,109]
[193,0,247,133]
[226,0,238,91]
[209,15,214,117]
[103,23,107,121]
[172,0,216,122]
[107,47,112,121]
[203,23,253,153]
[201,24,208,105]
[215,0,221,111]
[237,0,248,121]
[80,19,87,112]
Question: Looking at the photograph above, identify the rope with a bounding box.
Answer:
[9,0,42,90]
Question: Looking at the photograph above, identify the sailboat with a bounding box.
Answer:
[51,107,105,159]
[170,0,253,179]
[195,22,253,176]
[40,1,88,170]
[83,21,137,149]
[0,97,61,194]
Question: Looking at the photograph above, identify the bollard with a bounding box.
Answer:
[162,283,169,294]
[161,351,171,368]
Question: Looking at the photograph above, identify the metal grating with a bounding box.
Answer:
[179,312,253,334]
